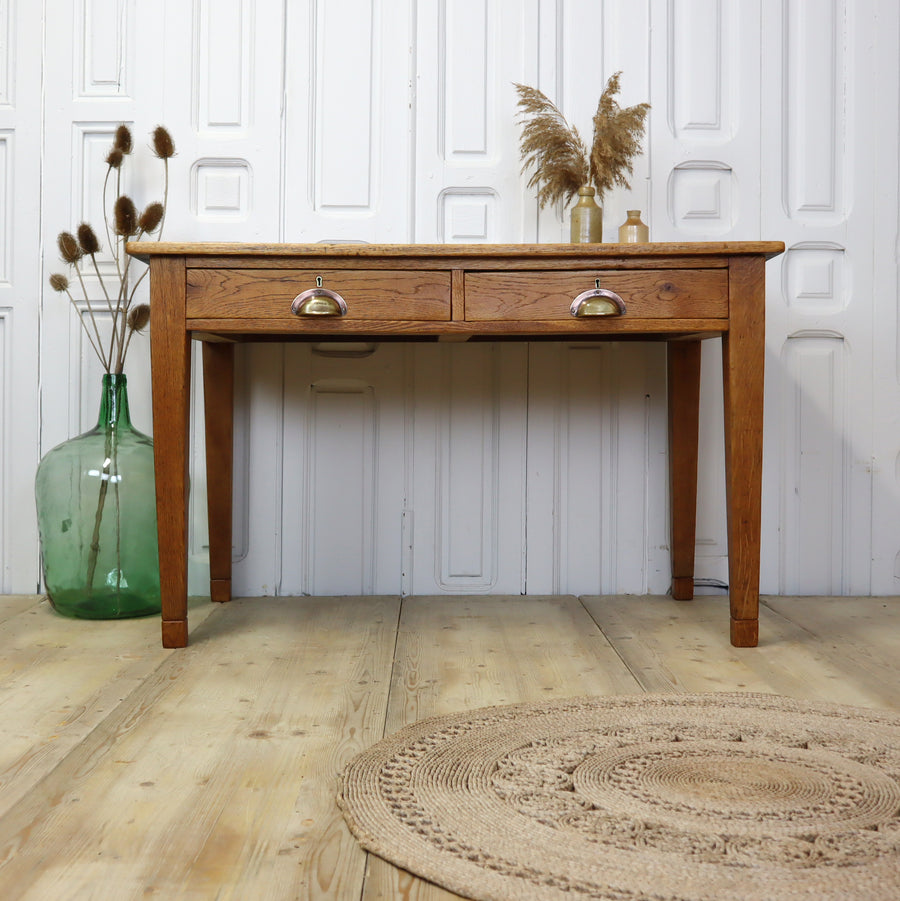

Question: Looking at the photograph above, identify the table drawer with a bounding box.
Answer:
[186,269,452,321]
[464,269,728,321]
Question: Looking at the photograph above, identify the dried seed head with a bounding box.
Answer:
[152,126,175,160]
[114,124,133,154]
[77,222,101,255]
[106,147,124,169]
[57,231,83,264]
[114,196,138,237]
[127,303,151,333]
[49,273,70,292]
[138,201,164,234]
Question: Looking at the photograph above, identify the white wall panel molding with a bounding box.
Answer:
[190,158,252,221]
[279,344,410,596]
[314,0,377,210]
[283,0,412,240]
[160,0,282,243]
[434,344,502,590]
[305,380,379,594]
[667,160,735,234]
[229,345,283,597]
[411,343,526,595]
[782,0,847,221]
[437,188,497,242]
[0,131,9,282]
[651,0,759,241]
[193,0,251,134]
[782,241,848,315]
[71,122,124,277]
[525,342,667,595]
[668,0,730,139]
[0,0,11,107]
[559,346,617,593]
[417,0,533,242]
[440,0,491,159]
[778,333,849,594]
[77,0,131,98]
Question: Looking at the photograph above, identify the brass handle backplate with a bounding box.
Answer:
[570,286,626,318]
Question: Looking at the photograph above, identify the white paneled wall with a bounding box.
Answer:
[759,0,892,597]
[1,2,42,591]
[4,1,899,599]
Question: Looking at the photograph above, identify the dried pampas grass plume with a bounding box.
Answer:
[515,72,649,211]
[514,83,588,210]
[589,72,651,199]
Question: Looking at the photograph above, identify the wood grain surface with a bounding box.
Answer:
[0,592,895,898]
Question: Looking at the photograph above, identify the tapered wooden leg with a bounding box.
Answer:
[668,340,702,601]
[149,257,191,648]
[723,256,766,648]
[202,341,234,604]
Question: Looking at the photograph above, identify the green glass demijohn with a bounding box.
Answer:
[35,374,161,618]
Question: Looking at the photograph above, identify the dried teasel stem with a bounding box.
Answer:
[49,272,110,370]
[56,122,173,376]
[112,222,151,373]
[57,231,109,366]
[77,222,114,314]
[102,164,123,281]
[120,303,150,362]
[151,126,175,236]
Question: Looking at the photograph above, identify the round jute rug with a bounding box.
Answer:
[337,693,900,901]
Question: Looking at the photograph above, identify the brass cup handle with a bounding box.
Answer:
[291,287,348,317]
[569,287,626,318]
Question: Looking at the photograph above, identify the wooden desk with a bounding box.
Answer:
[133,242,784,649]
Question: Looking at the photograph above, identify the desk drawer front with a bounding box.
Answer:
[465,269,728,320]
[186,269,452,320]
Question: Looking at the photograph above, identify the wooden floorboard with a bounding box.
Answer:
[0,592,896,899]
[365,595,639,901]
[582,594,900,711]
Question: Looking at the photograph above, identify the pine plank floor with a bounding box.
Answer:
[0,592,897,899]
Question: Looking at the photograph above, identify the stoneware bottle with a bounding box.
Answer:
[618,210,649,243]
[570,186,603,243]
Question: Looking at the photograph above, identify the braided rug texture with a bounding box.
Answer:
[337,693,900,901]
